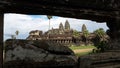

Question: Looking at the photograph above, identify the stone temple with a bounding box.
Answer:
[26,20,108,46]
[26,20,74,46]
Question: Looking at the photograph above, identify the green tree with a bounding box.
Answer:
[94,28,106,41]
[93,28,107,53]
[73,30,80,37]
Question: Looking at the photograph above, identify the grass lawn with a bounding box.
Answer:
[75,51,92,56]
[69,45,96,50]
[69,45,96,56]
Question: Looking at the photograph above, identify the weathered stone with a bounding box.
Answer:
[33,40,75,55]
[0,13,3,68]
[78,52,120,68]
[106,18,120,50]
[1,0,120,22]
[4,40,77,68]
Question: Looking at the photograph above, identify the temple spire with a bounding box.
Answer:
[59,22,64,30]
[82,24,87,32]
[65,20,70,30]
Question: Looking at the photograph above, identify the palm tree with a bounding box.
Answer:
[47,15,52,39]
[47,15,52,30]
[15,30,19,39]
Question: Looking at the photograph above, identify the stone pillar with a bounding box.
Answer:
[67,40,69,43]
[65,40,67,43]
[0,13,3,68]
[106,18,120,50]
[57,40,58,43]
[61,40,62,43]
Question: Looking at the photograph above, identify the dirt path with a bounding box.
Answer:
[73,48,93,53]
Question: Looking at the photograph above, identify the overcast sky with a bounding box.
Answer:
[4,13,109,41]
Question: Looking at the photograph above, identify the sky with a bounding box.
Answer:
[4,13,109,41]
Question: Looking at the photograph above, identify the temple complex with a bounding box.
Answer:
[1,0,120,68]
[26,20,108,46]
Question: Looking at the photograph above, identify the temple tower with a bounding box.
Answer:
[59,22,64,34]
[82,24,87,32]
[59,22,64,30]
[65,20,70,30]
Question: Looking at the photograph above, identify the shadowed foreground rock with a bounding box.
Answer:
[4,39,78,68]
[79,51,120,68]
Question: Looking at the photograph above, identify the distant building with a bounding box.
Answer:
[26,30,43,40]
[44,20,73,35]
[26,20,109,46]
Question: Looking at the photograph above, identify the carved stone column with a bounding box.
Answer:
[106,18,120,50]
[0,13,3,68]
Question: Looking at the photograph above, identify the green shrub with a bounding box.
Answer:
[93,41,107,53]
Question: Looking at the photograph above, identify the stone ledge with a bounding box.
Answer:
[4,40,77,68]
[79,52,120,68]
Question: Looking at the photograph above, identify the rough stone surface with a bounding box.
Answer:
[1,0,120,22]
[78,51,120,68]
[106,19,120,50]
[0,14,3,68]
[4,39,77,68]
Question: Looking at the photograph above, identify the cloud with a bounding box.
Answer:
[4,13,109,40]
